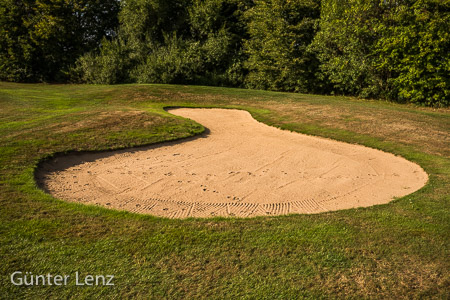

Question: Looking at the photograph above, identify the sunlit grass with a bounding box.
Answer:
[0,82,448,299]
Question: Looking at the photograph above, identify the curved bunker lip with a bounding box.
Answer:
[36,108,428,219]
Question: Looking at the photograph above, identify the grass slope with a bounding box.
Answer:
[0,82,449,299]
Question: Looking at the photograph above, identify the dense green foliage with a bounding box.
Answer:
[73,0,250,86]
[1,0,448,106]
[312,0,449,107]
[0,0,120,82]
[244,0,322,93]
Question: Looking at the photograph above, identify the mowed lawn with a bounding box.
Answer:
[0,82,449,299]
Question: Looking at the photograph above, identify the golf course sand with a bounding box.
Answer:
[37,108,428,218]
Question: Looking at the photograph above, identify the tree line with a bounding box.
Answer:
[1,0,448,107]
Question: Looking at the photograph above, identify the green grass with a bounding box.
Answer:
[0,82,449,299]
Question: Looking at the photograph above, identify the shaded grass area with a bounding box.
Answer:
[0,82,449,299]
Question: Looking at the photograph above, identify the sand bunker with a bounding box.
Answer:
[37,108,428,218]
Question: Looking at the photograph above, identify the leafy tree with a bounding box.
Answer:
[243,0,322,93]
[131,29,234,85]
[0,1,34,82]
[0,0,120,82]
[77,0,250,85]
[373,0,449,106]
[312,0,449,106]
[6,0,445,106]
[118,0,192,60]
[186,0,251,85]
[311,0,384,97]
[72,36,131,84]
